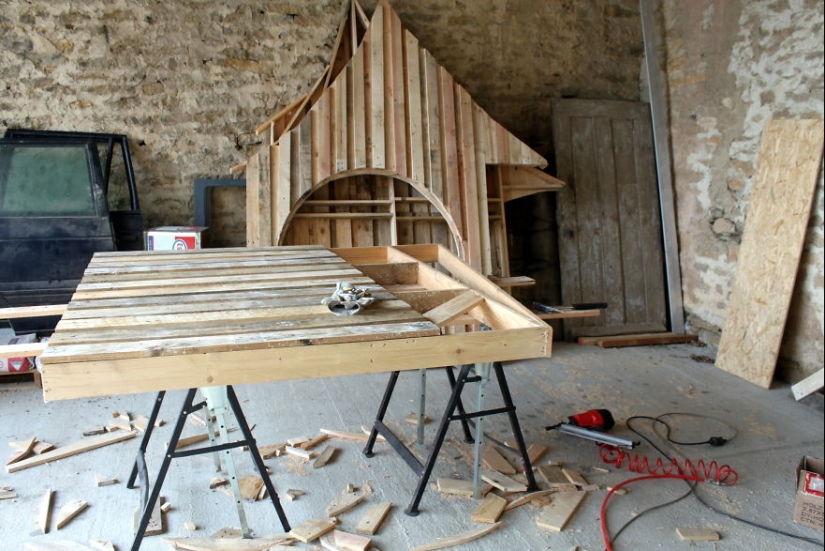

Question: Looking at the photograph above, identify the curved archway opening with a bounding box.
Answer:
[281,172,462,256]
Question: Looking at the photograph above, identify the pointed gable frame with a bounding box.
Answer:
[245,0,563,274]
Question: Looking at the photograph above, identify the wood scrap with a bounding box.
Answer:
[161,501,173,513]
[94,474,118,487]
[319,534,345,551]
[259,443,287,459]
[481,470,527,493]
[562,468,587,486]
[527,443,548,465]
[284,445,313,460]
[435,478,492,497]
[88,541,114,551]
[537,464,573,488]
[676,527,720,541]
[163,535,295,550]
[300,433,330,450]
[32,441,55,454]
[792,368,824,401]
[32,488,53,535]
[82,426,107,437]
[333,529,372,551]
[320,428,385,443]
[24,542,95,551]
[482,446,516,475]
[289,519,335,543]
[134,415,150,433]
[0,490,16,499]
[326,491,366,517]
[238,475,264,501]
[285,489,305,501]
[184,521,197,531]
[505,489,555,511]
[410,521,505,551]
[470,493,508,523]
[536,491,586,532]
[209,477,229,489]
[7,430,137,473]
[355,502,393,535]
[6,436,35,465]
[134,499,163,536]
[313,445,337,468]
[56,499,89,529]
[287,435,311,446]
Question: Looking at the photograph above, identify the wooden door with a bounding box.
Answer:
[552,99,667,339]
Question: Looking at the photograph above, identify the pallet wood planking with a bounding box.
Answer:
[39,244,550,401]
[245,0,564,278]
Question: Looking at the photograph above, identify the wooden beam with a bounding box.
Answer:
[0,304,66,319]
[792,368,824,401]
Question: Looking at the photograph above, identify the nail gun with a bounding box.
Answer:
[546,409,638,449]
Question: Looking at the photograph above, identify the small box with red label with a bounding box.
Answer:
[794,455,824,531]
[0,333,37,373]
[145,226,209,251]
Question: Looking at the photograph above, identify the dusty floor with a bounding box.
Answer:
[1,339,823,551]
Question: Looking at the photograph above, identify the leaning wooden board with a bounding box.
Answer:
[715,120,824,388]
[39,244,550,401]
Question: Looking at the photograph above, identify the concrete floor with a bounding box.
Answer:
[1,338,823,551]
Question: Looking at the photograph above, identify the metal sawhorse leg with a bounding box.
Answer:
[126,386,290,551]
[363,361,538,515]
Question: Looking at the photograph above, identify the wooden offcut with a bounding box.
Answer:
[355,502,393,535]
[470,494,508,523]
[716,119,825,388]
[410,521,504,551]
[676,527,720,541]
[7,431,137,473]
[290,519,335,543]
[535,491,586,532]
[56,500,88,530]
[326,491,366,517]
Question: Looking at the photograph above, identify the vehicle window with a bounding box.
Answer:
[0,144,96,215]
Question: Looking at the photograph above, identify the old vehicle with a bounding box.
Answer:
[0,129,143,334]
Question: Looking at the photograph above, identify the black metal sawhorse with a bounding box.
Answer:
[126,386,290,551]
[363,361,538,515]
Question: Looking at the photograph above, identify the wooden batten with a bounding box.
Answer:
[245,0,563,277]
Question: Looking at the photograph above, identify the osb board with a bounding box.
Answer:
[39,245,550,401]
[716,119,824,388]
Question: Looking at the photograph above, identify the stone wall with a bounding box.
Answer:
[663,0,824,382]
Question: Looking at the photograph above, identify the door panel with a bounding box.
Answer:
[552,99,667,339]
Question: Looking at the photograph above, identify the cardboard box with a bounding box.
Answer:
[794,455,824,531]
[0,333,37,373]
[145,226,208,251]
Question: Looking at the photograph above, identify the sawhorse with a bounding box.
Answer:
[364,361,538,515]
[127,386,290,551]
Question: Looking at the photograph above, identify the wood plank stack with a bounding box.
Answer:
[244,0,563,276]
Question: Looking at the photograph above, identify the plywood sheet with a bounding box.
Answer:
[715,119,824,388]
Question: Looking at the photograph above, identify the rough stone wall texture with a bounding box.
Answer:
[663,0,824,382]
[0,0,642,248]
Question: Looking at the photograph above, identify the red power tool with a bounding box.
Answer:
[546,409,637,448]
